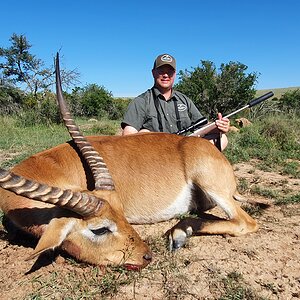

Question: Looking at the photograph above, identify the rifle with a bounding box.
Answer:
[176,91,274,137]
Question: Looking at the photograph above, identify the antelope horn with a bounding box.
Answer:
[55,53,114,191]
[0,168,103,217]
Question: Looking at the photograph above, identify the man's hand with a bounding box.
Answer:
[122,125,151,136]
[215,112,230,133]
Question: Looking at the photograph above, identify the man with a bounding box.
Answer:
[121,53,230,150]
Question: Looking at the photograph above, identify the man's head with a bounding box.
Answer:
[153,54,176,71]
[152,54,176,93]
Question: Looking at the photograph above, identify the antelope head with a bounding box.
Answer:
[0,169,151,269]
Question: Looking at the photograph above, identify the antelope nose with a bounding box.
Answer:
[143,252,152,262]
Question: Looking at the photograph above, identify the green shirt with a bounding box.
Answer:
[121,87,204,134]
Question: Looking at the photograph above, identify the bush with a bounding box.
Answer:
[110,98,131,120]
[81,84,111,117]
[259,116,299,153]
[67,84,125,120]
[17,91,60,126]
[225,114,300,173]
[278,89,300,115]
[0,85,24,114]
[175,60,257,118]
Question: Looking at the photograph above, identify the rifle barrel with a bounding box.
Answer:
[225,91,274,119]
[187,91,274,137]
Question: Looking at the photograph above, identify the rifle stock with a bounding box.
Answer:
[187,91,274,137]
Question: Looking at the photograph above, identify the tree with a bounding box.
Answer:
[68,84,117,119]
[278,89,300,115]
[0,33,80,99]
[0,34,51,96]
[175,60,258,118]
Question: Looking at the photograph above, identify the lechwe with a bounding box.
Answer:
[0,54,258,270]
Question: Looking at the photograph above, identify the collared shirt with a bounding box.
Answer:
[121,87,203,134]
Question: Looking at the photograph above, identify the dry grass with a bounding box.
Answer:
[256,86,300,99]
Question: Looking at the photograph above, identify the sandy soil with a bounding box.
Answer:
[0,161,299,300]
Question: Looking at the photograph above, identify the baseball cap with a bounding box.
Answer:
[153,54,176,70]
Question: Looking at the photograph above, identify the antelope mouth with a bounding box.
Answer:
[124,254,152,271]
[123,263,144,271]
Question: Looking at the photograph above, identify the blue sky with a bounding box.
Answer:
[1,0,299,97]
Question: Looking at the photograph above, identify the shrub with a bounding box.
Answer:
[175,60,257,118]
[67,84,125,120]
[259,116,299,153]
[0,85,24,114]
[17,92,60,126]
[225,113,300,175]
[278,89,300,115]
[110,98,131,120]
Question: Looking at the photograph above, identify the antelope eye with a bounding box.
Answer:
[91,227,111,236]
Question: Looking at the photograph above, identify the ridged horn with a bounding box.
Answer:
[55,53,115,191]
[0,168,103,217]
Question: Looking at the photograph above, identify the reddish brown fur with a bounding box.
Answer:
[0,132,258,268]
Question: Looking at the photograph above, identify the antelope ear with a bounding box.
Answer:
[26,218,77,261]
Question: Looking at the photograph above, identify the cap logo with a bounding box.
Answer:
[161,54,173,63]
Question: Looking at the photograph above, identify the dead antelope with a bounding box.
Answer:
[0,54,258,270]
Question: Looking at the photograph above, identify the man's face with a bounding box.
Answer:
[152,65,176,91]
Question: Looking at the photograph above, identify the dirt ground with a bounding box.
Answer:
[0,161,299,300]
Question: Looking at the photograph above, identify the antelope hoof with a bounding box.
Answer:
[168,226,193,251]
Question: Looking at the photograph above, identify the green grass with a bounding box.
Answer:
[24,265,140,299]
[225,114,300,179]
[0,116,119,168]
[219,271,266,300]
[0,116,68,167]
[275,193,300,205]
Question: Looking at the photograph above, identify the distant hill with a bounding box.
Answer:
[256,86,300,98]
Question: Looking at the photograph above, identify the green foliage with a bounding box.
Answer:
[260,116,299,154]
[0,34,36,82]
[0,33,53,95]
[66,86,84,116]
[278,88,300,115]
[219,272,264,300]
[67,84,128,120]
[250,186,280,199]
[225,114,300,175]
[0,85,24,114]
[87,120,120,135]
[17,91,60,126]
[1,33,79,105]
[0,115,120,168]
[23,265,139,299]
[0,118,69,168]
[81,84,112,117]
[175,60,258,118]
[276,193,300,205]
[111,97,131,120]
[282,161,300,178]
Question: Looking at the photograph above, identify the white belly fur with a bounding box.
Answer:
[127,184,192,224]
